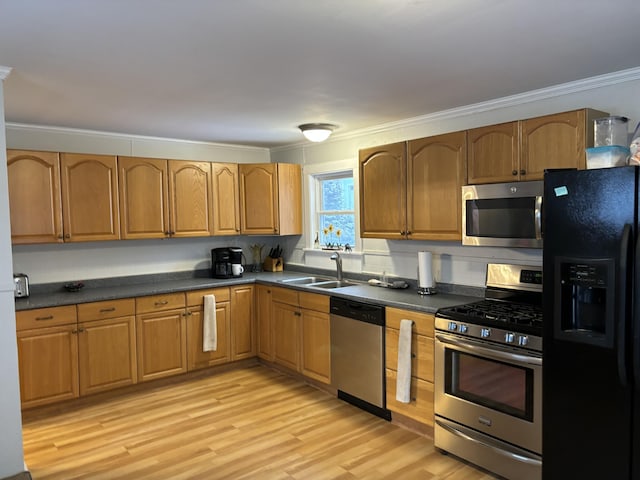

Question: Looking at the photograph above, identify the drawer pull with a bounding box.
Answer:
[411,353,416,358]
[36,315,54,321]
[154,300,169,306]
[99,307,116,313]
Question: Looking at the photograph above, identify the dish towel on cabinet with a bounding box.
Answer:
[203,294,217,352]
[396,319,413,403]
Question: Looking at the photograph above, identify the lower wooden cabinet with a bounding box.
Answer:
[186,288,231,370]
[300,295,330,384]
[256,285,274,361]
[230,285,256,360]
[385,307,435,426]
[272,299,301,371]
[135,293,188,382]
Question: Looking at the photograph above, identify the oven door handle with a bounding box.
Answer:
[435,334,542,366]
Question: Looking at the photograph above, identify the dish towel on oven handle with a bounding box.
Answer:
[203,294,217,352]
[396,318,413,403]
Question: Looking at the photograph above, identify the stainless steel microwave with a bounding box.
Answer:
[462,181,543,248]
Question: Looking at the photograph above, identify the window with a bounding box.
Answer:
[314,171,356,249]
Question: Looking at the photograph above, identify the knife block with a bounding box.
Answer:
[263,256,283,272]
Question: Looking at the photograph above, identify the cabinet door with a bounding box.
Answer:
[239,163,278,234]
[256,285,274,361]
[386,368,434,426]
[301,309,330,384]
[7,149,63,244]
[230,285,255,360]
[276,163,302,235]
[467,122,519,184]
[60,153,120,242]
[272,301,300,371]
[211,163,240,235]
[78,315,137,395]
[407,131,467,241]
[17,325,79,408]
[136,309,187,382]
[521,109,594,180]
[168,160,213,237]
[386,328,434,383]
[186,302,231,370]
[359,142,406,239]
[118,156,170,239]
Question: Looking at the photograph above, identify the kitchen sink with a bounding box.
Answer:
[280,276,332,285]
[307,280,359,289]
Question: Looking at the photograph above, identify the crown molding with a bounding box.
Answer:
[0,66,12,80]
[271,66,640,153]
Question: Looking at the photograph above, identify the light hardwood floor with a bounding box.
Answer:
[22,365,499,479]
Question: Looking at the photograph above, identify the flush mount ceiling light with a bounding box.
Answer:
[298,123,337,142]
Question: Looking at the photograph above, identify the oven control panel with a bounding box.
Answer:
[435,317,542,352]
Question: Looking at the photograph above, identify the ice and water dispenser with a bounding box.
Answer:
[555,259,616,348]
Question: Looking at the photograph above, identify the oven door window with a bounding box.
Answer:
[445,349,534,421]
[466,197,536,238]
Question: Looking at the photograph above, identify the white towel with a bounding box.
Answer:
[203,294,217,352]
[395,319,413,403]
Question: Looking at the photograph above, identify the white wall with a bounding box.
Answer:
[0,70,26,478]
[272,68,640,287]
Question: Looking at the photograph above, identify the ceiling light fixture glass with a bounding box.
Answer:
[298,123,337,142]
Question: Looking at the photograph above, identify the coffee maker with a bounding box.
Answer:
[211,247,243,278]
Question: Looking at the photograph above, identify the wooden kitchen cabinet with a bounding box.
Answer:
[7,149,64,244]
[385,307,435,426]
[16,305,79,408]
[407,131,467,241]
[271,287,301,371]
[230,285,256,360]
[135,293,188,382]
[359,142,407,239]
[77,299,137,396]
[168,160,214,237]
[256,284,274,361]
[118,156,170,239]
[239,163,302,235]
[468,108,608,184]
[211,163,241,235]
[360,134,466,241]
[185,288,231,370]
[60,153,120,242]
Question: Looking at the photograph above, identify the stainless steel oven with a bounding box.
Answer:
[462,181,543,248]
[434,263,543,480]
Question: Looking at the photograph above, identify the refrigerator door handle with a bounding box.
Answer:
[634,225,640,390]
[618,223,632,387]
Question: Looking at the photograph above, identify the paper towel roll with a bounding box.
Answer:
[418,251,434,289]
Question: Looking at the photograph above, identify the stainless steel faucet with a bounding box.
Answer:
[330,252,343,281]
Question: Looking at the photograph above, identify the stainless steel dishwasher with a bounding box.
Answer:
[330,297,390,420]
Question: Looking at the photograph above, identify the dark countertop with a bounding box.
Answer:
[14,269,482,315]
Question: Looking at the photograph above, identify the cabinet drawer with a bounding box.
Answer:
[386,368,434,426]
[271,287,299,306]
[136,292,186,314]
[77,298,135,322]
[185,288,230,306]
[16,305,77,331]
[386,328,434,382]
[386,307,434,337]
[299,291,329,312]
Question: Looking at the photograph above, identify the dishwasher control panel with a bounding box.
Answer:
[330,297,385,326]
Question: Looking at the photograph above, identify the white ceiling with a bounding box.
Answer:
[1,0,639,148]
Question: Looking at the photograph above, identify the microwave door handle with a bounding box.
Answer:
[535,196,543,240]
[618,224,631,387]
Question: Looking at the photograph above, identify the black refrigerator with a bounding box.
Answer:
[543,166,640,479]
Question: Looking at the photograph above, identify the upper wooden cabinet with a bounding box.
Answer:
[359,142,407,239]
[7,149,64,244]
[118,157,213,238]
[407,131,467,241]
[468,108,608,184]
[359,134,466,241]
[211,163,241,235]
[61,153,120,242]
[239,163,302,235]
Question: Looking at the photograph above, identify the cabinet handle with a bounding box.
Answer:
[520,169,526,175]
[57,235,64,239]
[78,327,85,333]
[406,231,411,236]
[295,311,301,316]
[72,329,78,334]
[411,353,416,358]
[99,307,116,313]
[64,233,71,239]
[512,170,518,176]
[36,315,54,321]
[400,230,405,236]
[154,300,169,306]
